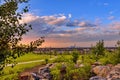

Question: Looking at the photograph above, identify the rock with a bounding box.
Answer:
[43,73,51,79]
[91,64,120,80]
[92,66,111,77]
[106,64,120,80]
[74,63,84,68]
[31,65,53,80]
[89,76,107,80]
[79,64,84,67]
[91,62,102,70]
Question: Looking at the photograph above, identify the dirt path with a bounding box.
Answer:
[7,57,56,66]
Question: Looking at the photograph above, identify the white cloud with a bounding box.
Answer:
[68,14,72,18]
[108,16,115,20]
[20,13,39,24]
[46,15,66,25]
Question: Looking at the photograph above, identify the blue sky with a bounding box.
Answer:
[18,0,120,47]
[28,0,120,22]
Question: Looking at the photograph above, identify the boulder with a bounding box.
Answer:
[92,66,111,77]
[106,64,120,80]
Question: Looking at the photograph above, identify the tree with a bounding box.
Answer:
[72,50,79,64]
[92,40,105,56]
[0,0,31,71]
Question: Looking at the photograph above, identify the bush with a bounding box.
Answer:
[50,61,91,80]
[72,50,79,64]
[91,40,105,61]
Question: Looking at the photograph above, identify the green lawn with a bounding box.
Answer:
[15,53,55,62]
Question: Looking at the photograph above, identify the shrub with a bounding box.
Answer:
[50,62,91,80]
[91,40,105,61]
[72,50,79,64]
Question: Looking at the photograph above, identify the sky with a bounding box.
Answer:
[19,0,120,47]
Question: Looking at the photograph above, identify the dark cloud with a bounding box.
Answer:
[66,20,79,27]
[66,20,97,27]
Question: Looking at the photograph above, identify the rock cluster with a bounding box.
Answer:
[31,64,53,80]
[90,63,120,80]
[106,64,120,80]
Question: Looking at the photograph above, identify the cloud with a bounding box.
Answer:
[41,15,67,26]
[103,3,109,6]
[109,11,114,14]
[78,21,97,27]
[109,22,120,30]
[108,16,115,20]
[66,20,79,27]
[94,18,102,25]
[20,13,120,47]
[66,20,97,27]
[68,14,72,18]
[20,13,39,24]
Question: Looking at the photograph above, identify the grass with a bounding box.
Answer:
[0,61,45,80]
[15,53,55,62]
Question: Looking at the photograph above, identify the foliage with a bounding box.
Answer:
[91,40,105,61]
[0,0,31,71]
[72,50,79,63]
[111,40,120,64]
[92,40,105,56]
[0,0,45,71]
[98,51,115,65]
[50,62,91,80]
[27,37,45,52]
